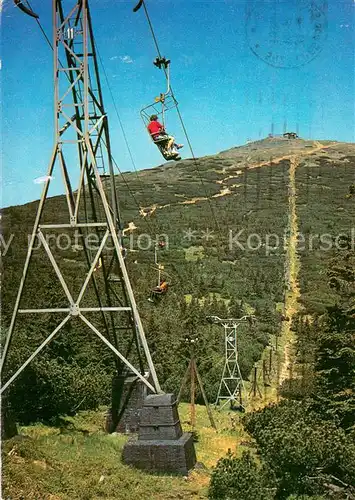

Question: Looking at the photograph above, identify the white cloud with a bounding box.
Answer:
[120,55,133,64]
[33,175,54,185]
[110,55,118,61]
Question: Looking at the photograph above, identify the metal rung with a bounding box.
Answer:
[39,222,107,229]
[58,67,82,72]
[108,275,121,282]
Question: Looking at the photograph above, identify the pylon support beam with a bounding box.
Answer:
[1,315,71,395]
[1,0,161,400]
[210,316,254,410]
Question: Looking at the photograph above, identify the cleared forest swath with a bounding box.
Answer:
[279,157,301,385]
[275,142,337,385]
[244,141,338,405]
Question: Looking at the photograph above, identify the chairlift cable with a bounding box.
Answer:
[17,0,207,296]
[94,44,169,247]
[17,10,164,245]
[83,21,168,248]
[26,0,52,46]
[15,0,38,18]
[108,154,159,238]
[28,10,170,301]
[18,3,218,236]
[96,47,159,217]
[135,0,221,233]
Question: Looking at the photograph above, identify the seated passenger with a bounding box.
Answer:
[148,279,169,302]
[147,115,183,156]
[153,280,168,293]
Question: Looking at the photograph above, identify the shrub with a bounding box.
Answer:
[209,450,274,500]
[243,401,355,498]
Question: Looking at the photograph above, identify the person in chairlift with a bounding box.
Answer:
[147,115,183,157]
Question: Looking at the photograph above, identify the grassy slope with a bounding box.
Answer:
[3,403,253,500]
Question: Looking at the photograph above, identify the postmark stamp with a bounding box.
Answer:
[246,1,328,69]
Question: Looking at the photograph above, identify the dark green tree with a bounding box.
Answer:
[312,307,355,431]
[209,450,274,500]
[243,400,355,498]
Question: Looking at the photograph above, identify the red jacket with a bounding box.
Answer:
[148,120,164,138]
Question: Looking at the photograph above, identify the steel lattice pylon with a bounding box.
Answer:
[208,316,254,411]
[1,0,161,397]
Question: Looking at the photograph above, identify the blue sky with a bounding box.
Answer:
[1,0,354,207]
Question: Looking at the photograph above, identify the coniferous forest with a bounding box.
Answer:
[2,139,355,499]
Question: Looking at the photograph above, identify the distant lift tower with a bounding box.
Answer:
[1,0,160,399]
[207,316,255,411]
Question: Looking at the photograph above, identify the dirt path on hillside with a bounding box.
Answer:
[276,142,337,384]
[279,156,301,384]
[248,141,333,171]
[253,142,338,386]
[247,143,338,405]
[138,141,337,216]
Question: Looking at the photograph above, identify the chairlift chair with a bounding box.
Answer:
[140,57,181,161]
[148,274,169,302]
[148,241,170,302]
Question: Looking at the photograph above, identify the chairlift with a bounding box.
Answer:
[148,241,170,302]
[148,277,169,302]
[140,57,182,162]
[14,0,39,18]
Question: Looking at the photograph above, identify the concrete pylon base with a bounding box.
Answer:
[122,393,196,475]
[123,432,196,475]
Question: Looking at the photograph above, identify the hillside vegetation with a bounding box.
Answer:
[2,137,355,498]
